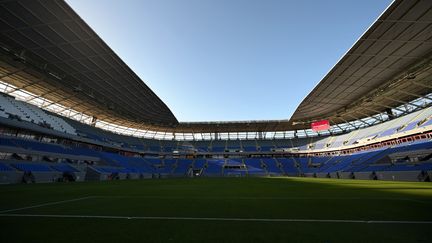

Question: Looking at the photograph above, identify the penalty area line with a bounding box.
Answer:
[0,196,96,214]
[0,214,431,224]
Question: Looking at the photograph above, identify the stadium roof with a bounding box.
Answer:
[290,0,432,127]
[0,0,178,128]
[1,0,432,133]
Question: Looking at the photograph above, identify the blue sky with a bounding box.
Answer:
[66,0,392,122]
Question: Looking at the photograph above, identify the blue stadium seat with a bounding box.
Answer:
[204,159,224,175]
[51,164,79,173]
[12,163,53,172]
[0,162,14,171]
[277,158,298,174]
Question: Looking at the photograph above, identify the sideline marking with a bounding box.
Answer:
[0,196,95,214]
[0,195,427,214]
[0,213,431,224]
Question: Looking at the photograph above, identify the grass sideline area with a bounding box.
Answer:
[0,177,431,243]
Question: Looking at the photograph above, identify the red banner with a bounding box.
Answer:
[311,120,330,131]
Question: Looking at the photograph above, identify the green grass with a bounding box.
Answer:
[0,177,431,243]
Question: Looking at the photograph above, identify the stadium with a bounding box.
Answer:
[0,0,432,242]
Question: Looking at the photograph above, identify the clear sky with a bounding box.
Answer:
[66,0,392,122]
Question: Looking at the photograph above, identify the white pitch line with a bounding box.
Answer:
[0,213,431,224]
[0,196,95,214]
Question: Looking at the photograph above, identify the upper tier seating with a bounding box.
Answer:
[309,106,432,150]
[0,94,76,135]
[241,140,258,152]
[0,136,68,154]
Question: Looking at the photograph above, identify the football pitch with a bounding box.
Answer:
[0,177,431,243]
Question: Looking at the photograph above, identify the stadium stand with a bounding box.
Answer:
[0,0,431,184]
[0,99,431,183]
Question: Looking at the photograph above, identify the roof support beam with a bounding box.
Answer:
[376,19,432,24]
[359,38,432,44]
[346,53,419,59]
[0,17,81,34]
